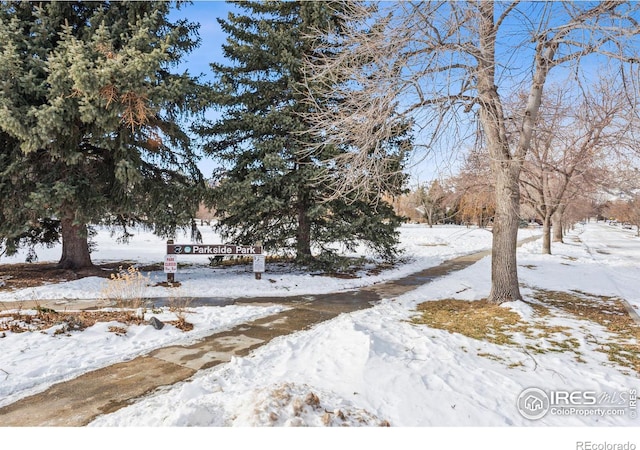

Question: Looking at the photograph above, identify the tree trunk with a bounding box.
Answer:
[425,208,434,227]
[487,165,523,304]
[542,215,552,255]
[475,3,520,304]
[296,190,312,262]
[479,0,551,304]
[58,217,93,269]
[477,6,522,304]
[552,219,564,242]
[552,205,565,243]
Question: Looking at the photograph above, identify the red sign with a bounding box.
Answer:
[164,255,177,273]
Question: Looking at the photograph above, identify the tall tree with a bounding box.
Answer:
[303,2,640,303]
[0,1,208,268]
[201,1,407,264]
[519,79,629,254]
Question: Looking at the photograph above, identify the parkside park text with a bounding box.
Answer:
[167,244,262,255]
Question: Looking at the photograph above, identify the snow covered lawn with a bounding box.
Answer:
[2,222,639,447]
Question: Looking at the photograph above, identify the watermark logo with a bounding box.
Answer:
[517,387,637,420]
[576,442,636,450]
[517,387,550,420]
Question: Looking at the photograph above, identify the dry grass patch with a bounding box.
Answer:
[532,289,640,374]
[0,308,146,335]
[0,303,194,335]
[412,290,640,375]
[412,299,527,346]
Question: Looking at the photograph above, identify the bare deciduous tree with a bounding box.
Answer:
[608,198,640,235]
[519,78,631,254]
[414,180,447,227]
[449,148,496,228]
[303,1,640,303]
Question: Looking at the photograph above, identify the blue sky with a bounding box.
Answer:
[168,1,236,177]
[169,1,235,82]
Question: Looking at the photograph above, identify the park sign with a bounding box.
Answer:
[166,244,262,256]
[164,241,265,281]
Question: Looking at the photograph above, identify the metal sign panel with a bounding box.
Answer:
[166,244,262,255]
[253,254,265,273]
[164,255,177,273]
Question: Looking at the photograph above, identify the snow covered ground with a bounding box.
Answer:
[2,222,639,449]
[0,224,515,301]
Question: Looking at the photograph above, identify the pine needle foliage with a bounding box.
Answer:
[0,1,210,268]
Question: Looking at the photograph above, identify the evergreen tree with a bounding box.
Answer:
[201,0,408,264]
[0,1,209,268]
